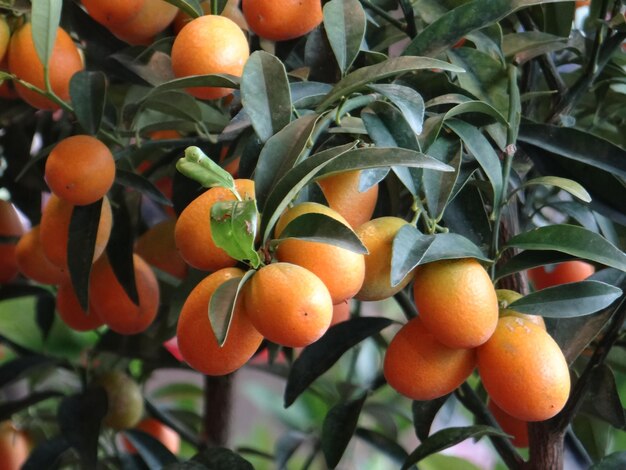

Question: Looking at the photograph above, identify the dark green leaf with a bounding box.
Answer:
[591,451,626,469]
[208,271,254,346]
[31,0,62,68]
[68,200,104,311]
[276,212,367,254]
[369,84,425,135]
[442,182,492,249]
[145,75,240,100]
[508,281,622,317]
[123,430,179,468]
[164,0,203,18]
[580,365,626,428]
[115,169,172,206]
[22,436,70,470]
[0,356,58,389]
[355,428,410,466]
[323,0,366,75]
[275,431,307,469]
[423,137,462,220]
[190,447,254,470]
[176,146,235,191]
[36,292,56,341]
[285,317,393,407]
[70,71,107,134]
[210,200,261,267]
[505,224,626,272]
[241,51,292,142]
[402,425,508,469]
[502,32,568,64]
[144,91,202,123]
[0,391,63,422]
[412,395,451,442]
[322,394,368,468]
[495,250,577,281]
[291,81,334,109]
[145,399,202,449]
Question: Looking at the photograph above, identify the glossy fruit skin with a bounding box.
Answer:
[81,0,145,27]
[90,254,160,335]
[242,0,323,41]
[175,179,255,271]
[274,202,365,304]
[477,316,571,422]
[496,289,546,330]
[16,225,65,285]
[94,371,144,430]
[40,195,112,269]
[0,200,24,284]
[177,268,263,376]
[106,0,178,45]
[8,23,83,110]
[384,316,476,400]
[121,417,181,454]
[0,421,29,470]
[413,258,498,349]
[171,15,249,100]
[0,16,9,63]
[488,400,529,448]
[355,217,414,301]
[56,281,104,331]
[527,261,595,290]
[244,262,333,348]
[317,170,379,229]
[135,219,187,279]
[45,135,116,206]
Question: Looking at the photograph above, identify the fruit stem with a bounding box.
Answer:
[13,76,74,114]
[393,290,418,320]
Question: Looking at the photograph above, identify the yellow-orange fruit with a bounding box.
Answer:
[528,261,595,290]
[40,195,112,269]
[16,225,65,285]
[56,281,104,331]
[275,202,365,304]
[175,179,255,271]
[94,370,144,430]
[81,0,145,26]
[0,17,9,63]
[413,258,498,349]
[496,289,546,330]
[177,268,263,375]
[8,23,83,110]
[135,219,187,279]
[244,262,333,348]
[384,316,476,400]
[90,254,160,335]
[121,417,181,454]
[0,421,29,470]
[45,135,116,206]
[171,15,249,100]
[0,200,24,283]
[477,316,571,422]
[106,0,178,45]
[488,400,529,448]
[242,0,322,41]
[355,217,414,301]
[317,170,379,229]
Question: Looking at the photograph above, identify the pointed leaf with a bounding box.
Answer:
[144,91,202,123]
[502,32,568,64]
[368,84,425,135]
[190,447,254,469]
[514,176,591,203]
[285,317,393,407]
[275,431,307,469]
[412,396,451,442]
[505,225,626,272]
[176,146,235,191]
[322,394,368,468]
[210,200,261,267]
[355,428,409,465]
[580,365,626,428]
[70,71,107,135]
[123,430,179,468]
[590,451,626,469]
[323,0,366,75]
[115,169,172,206]
[241,51,292,142]
[495,250,577,281]
[22,436,70,470]
[164,0,203,18]
[31,0,62,68]
[208,271,254,346]
[146,75,240,100]
[422,137,462,220]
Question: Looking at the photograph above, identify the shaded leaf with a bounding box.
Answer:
[422,137,462,220]
[369,84,425,136]
[123,430,179,468]
[355,428,409,466]
[0,356,58,389]
[190,447,254,469]
[0,391,63,422]
[412,395,450,442]
[70,71,107,134]
[590,451,626,469]
[502,32,568,64]
[580,365,626,429]
[495,250,577,281]
[145,75,240,100]
[35,292,56,341]
[208,271,254,346]
[22,435,70,470]
[323,0,366,75]
[115,169,172,206]
[322,394,368,468]
[275,431,307,469]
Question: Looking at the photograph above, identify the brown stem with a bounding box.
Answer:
[524,421,565,470]
[202,374,234,447]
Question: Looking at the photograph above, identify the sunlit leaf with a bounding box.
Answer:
[30,0,62,68]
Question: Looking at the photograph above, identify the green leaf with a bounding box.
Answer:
[30,0,62,68]
[276,213,367,254]
[22,436,70,470]
[494,250,577,281]
[412,396,451,442]
[323,0,366,75]
[316,57,465,111]
[502,32,568,64]
[514,176,592,203]
[403,0,573,57]
[361,101,421,151]
[355,428,409,466]
[422,137,462,220]
[402,425,508,469]
[69,71,106,135]
[368,84,425,135]
[189,447,254,470]
[176,146,236,190]
[115,169,172,206]
[391,224,491,287]
[145,75,240,100]
[241,51,292,142]
[208,271,254,346]
[505,224,626,272]
[123,430,179,467]
[580,365,626,429]
[0,356,58,389]
[591,451,626,469]
[210,200,261,267]
[322,394,368,468]
[164,0,203,18]
[508,281,622,317]
[445,119,503,213]
[143,91,202,123]
[284,317,393,407]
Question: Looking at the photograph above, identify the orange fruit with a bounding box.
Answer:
[16,225,65,285]
[81,0,145,27]
[488,400,529,448]
[121,417,180,454]
[317,170,379,229]
[496,289,546,330]
[274,202,365,304]
[45,135,116,206]
[176,267,263,375]
[40,195,112,269]
[0,421,29,470]
[8,23,83,110]
[244,262,333,347]
[477,316,571,422]
[0,16,9,63]
[331,300,351,326]
[135,219,187,279]
[90,254,160,335]
[383,316,476,400]
[174,179,255,271]
[56,280,104,331]
[413,258,498,349]
[106,0,178,45]
[94,370,144,430]
[171,15,249,100]
[355,217,415,301]
[148,129,181,140]
[527,261,595,290]
[242,0,322,41]
[0,200,24,283]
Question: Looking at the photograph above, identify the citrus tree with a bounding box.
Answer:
[0,0,625,469]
